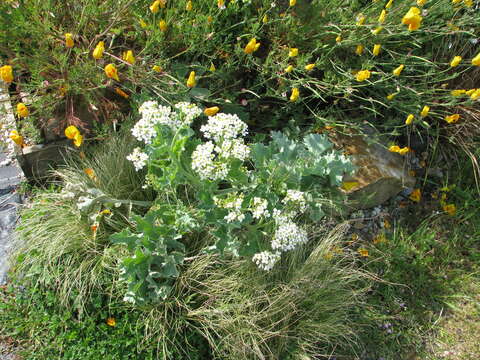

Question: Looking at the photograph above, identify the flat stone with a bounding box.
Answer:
[332,132,415,210]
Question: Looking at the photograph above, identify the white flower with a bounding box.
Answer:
[215,138,250,161]
[133,101,173,143]
[252,251,281,271]
[271,221,308,252]
[191,142,229,180]
[174,102,202,124]
[127,147,149,171]
[282,189,307,212]
[200,113,248,142]
[250,197,269,219]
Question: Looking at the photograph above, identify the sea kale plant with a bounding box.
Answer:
[112,100,354,304]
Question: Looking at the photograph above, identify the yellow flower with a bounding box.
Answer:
[123,50,135,65]
[0,65,14,83]
[73,133,83,147]
[393,64,404,76]
[150,0,161,13]
[358,248,369,257]
[209,63,216,72]
[335,35,342,43]
[451,89,466,96]
[386,93,397,100]
[218,0,225,8]
[445,114,460,123]
[285,65,294,73]
[207,15,213,23]
[417,0,427,6]
[356,14,366,26]
[101,209,112,215]
[452,0,462,3]
[115,87,129,99]
[409,188,421,202]
[65,125,80,139]
[288,48,299,57]
[139,19,148,28]
[402,7,422,31]
[373,44,381,56]
[464,0,473,7]
[186,0,192,11]
[355,69,371,82]
[450,55,462,67]
[305,63,315,71]
[106,317,116,327]
[398,147,410,155]
[420,105,430,117]
[405,114,414,125]
[389,145,401,153]
[262,14,268,23]
[372,26,383,35]
[16,103,29,117]
[186,71,196,88]
[378,9,387,24]
[159,20,168,32]
[289,0,296,6]
[105,64,120,81]
[152,65,163,72]
[9,130,23,146]
[472,53,480,66]
[355,44,364,55]
[244,38,260,54]
[443,203,456,216]
[385,0,394,8]
[92,41,105,60]
[466,89,476,96]
[470,89,480,100]
[84,168,97,181]
[290,87,299,102]
[373,233,387,244]
[65,33,74,48]
[204,106,220,116]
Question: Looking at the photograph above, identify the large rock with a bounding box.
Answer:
[332,132,415,210]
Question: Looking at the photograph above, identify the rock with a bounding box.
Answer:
[16,140,75,182]
[332,132,416,210]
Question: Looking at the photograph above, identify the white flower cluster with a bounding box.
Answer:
[174,102,202,124]
[250,197,270,219]
[252,251,281,271]
[126,147,149,171]
[214,193,245,223]
[200,113,248,143]
[282,189,307,213]
[192,112,250,181]
[271,220,308,252]
[133,101,202,144]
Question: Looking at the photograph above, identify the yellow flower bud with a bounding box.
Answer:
[451,89,466,96]
[398,147,410,155]
[355,45,364,55]
[288,48,299,57]
[152,65,163,73]
[262,14,268,23]
[393,64,404,76]
[123,50,135,65]
[290,87,299,102]
[65,33,74,48]
[285,65,294,73]
[388,145,401,153]
[355,70,371,82]
[150,0,161,13]
[209,63,216,72]
[409,188,421,202]
[204,106,220,116]
[466,89,476,96]
[289,0,296,6]
[186,0,192,11]
[16,103,29,117]
[218,0,225,8]
[373,44,381,56]
[187,71,196,88]
[244,38,260,54]
[372,26,383,35]
[402,7,422,31]
[159,20,168,32]
[73,133,83,147]
[92,41,105,60]
[356,14,366,26]
[104,64,120,81]
[385,0,394,8]
[378,9,387,24]
[386,93,397,100]
[417,0,427,6]
[464,0,473,7]
[305,63,315,71]
[472,53,480,66]
[335,35,342,43]
[470,89,480,100]
[139,19,148,28]
[115,87,129,99]
[65,125,80,139]
[0,65,13,83]
[450,55,462,67]
[405,114,414,125]
[420,105,430,117]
